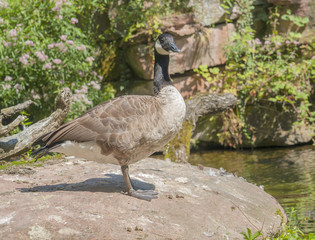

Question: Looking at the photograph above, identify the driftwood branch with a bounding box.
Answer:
[1,100,35,118]
[0,100,36,137]
[165,93,237,162]
[0,89,72,160]
[185,93,238,129]
[0,115,27,137]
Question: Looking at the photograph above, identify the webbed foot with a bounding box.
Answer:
[121,165,158,201]
[128,189,158,201]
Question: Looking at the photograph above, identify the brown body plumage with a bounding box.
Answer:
[38,33,185,201]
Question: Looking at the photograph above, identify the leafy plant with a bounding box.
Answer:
[241,228,262,240]
[194,3,315,148]
[0,0,115,121]
[266,208,315,240]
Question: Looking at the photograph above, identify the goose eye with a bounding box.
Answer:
[160,39,164,44]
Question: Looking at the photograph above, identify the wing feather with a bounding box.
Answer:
[43,95,161,151]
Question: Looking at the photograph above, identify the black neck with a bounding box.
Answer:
[153,49,173,95]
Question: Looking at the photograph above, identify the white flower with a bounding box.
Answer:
[85,57,94,63]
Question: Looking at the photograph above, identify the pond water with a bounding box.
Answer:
[188,145,315,234]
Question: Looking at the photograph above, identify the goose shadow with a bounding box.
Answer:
[18,174,155,194]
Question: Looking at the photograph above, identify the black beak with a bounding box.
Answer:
[170,42,181,53]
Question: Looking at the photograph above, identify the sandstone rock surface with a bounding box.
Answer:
[0,157,285,239]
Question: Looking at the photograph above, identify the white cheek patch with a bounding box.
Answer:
[155,40,170,55]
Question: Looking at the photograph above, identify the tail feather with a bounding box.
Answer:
[31,146,50,160]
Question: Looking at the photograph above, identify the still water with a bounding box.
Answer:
[188,145,315,233]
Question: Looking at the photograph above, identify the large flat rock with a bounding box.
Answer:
[0,157,285,239]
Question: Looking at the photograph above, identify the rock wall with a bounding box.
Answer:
[120,0,314,148]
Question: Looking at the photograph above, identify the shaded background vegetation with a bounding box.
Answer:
[0,0,314,146]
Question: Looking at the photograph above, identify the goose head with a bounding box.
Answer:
[155,33,181,55]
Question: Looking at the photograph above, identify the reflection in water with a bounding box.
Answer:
[188,145,315,233]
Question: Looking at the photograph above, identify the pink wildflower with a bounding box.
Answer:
[0,1,9,8]
[33,94,41,100]
[48,43,55,49]
[43,62,52,70]
[53,59,62,64]
[3,83,11,90]
[14,83,23,91]
[71,18,78,24]
[4,76,12,81]
[98,75,103,81]
[0,17,4,24]
[81,85,88,93]
[7,29,17,37]
[34,51,48,62]
[52,1,62,11]
[2,40,11,47]
[25,40,34,46]
[66,40,74,45]
[254,38,261,45]
[19,54,30,65]
[60,35,67,41]
[89,81,101,90]
[76,45,86,51]
[264,40,271,45]
[55,42,68,53]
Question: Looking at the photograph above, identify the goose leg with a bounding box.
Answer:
[121,165,158,201]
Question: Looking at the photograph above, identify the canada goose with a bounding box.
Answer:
[36,33,186,201]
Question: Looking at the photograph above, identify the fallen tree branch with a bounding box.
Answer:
[0,89,72,160]
[0,100,35,137]
[0,115,27,137]
[165,93,237,162]
[0,100,35,118]
[185,93,238,129]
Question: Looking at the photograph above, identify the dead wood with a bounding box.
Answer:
[0,89,72,160]
[165,93,237,163]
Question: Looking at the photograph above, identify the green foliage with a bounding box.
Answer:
[239,209,315,239]
[105,0,188,42]
[267,208,315,240]
[0,0,115,121]
[241,228,262,240]
[194,4,315,148]
[0,151,63,171]
[9,111,32,135]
